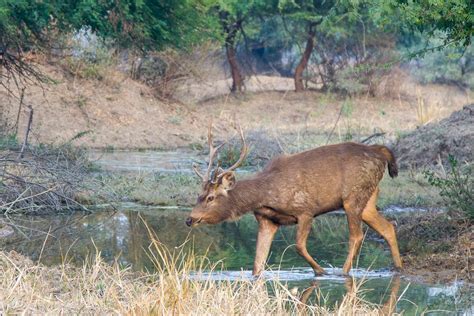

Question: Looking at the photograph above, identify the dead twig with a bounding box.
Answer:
[17,105,33,159]
[325,105,343,145]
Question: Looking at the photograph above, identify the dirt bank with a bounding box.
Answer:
[394,104,474,169]
[1,63,471,149]
[394,212,473,283]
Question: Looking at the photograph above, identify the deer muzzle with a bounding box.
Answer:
[186,217,202,227]
[185,217,194,227]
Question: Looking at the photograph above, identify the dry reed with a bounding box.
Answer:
[0,220,401,315]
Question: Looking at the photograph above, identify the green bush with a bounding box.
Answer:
[408,37,474,89]
[424,156,473,220]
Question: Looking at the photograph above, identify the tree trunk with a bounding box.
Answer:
[294,23,316,92]
[225,34,244,93]
[220,11,244,93]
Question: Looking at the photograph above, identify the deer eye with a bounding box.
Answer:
[206,196,215,203]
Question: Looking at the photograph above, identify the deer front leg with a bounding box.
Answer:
[253,213,279,276]
[296,215,326,275]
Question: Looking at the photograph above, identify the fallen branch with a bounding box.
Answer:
[360,132,386,144]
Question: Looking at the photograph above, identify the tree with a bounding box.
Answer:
[278,0,360,92]
[370,0,473,48]
[0,0,216,92]
[211,0,279,93]
[218,8,246,92]
[0,0,59,89]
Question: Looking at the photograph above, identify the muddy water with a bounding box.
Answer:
[0,206,471,314]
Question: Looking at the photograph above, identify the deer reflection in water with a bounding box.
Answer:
[297,276,401,315]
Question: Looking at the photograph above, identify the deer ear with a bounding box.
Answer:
[219,171,236,191]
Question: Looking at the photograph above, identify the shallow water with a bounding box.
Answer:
[88,149,201,173]
[1,150,471,313]
[0,206,471,314]
[88,149,256,175]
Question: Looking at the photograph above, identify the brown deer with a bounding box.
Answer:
[186,125,402,276]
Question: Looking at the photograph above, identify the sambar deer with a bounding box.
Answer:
[186,125,402,276]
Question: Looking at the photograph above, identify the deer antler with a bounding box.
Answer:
[217,124,248,177]
[193,122,224,183]
[192,122,248,183]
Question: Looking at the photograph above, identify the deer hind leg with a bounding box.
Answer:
[253,213,279,276]
[295,215,326,275]
[361,187,403,270]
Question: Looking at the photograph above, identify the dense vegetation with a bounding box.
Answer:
[1,0,472,93]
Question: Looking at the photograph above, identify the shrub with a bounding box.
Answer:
[307,25,398,95]
[0,134,18,150]
[424,156,473,220]
[408,37,474,89]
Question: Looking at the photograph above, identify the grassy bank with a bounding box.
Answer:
[0,237,396,315]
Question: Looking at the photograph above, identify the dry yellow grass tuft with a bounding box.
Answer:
[0,225,400,315]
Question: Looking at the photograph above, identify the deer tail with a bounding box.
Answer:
[371,145,398,178]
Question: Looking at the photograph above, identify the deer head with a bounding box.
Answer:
[186,123,248,227]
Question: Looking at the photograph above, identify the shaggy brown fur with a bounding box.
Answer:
[187,142,402,276]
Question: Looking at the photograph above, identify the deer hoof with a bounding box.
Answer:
[391,266,403,274]
[314,268,327,276]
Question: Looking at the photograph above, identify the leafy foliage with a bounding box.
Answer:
[369,0,473,47]
[408,36,474,88]
[0,0,216,51]
[424,156,473,220]
[396,0,473,47]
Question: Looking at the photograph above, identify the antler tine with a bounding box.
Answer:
[220,125,248,174]
[203,122,224,182]
[192,163,205,181]
[193,122,245,183]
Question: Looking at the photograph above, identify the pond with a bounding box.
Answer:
[0,205,471,314]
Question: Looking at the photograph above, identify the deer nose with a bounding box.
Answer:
[185,217,194,227]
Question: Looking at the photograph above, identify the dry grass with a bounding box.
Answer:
[415,88,441,125]
[0,224,400,315]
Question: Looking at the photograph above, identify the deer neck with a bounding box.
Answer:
[227,177,266,217]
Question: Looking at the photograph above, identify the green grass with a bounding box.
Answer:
[378,170,443,209]
[90,172,200,206]
[0,133,18,150]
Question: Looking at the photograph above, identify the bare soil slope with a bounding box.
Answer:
[1,63,471,149]
[394,104,474,169]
